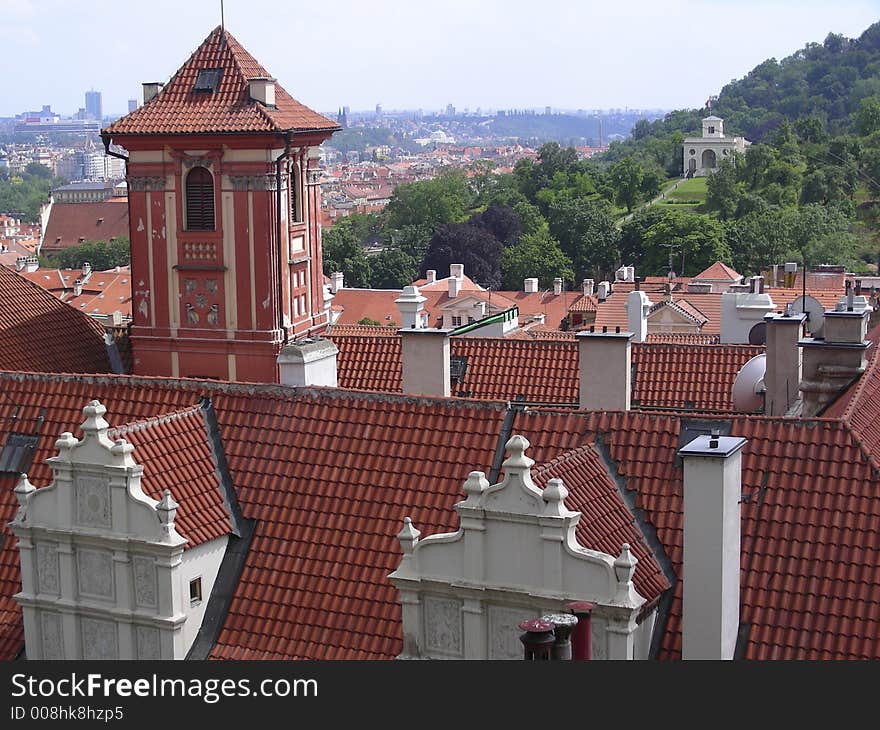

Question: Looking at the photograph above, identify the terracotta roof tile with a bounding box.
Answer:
[109,404,232,548]
[41,200,129,253]
[103,27,338,136]
[695,261,741,281]
[0,266,112,373]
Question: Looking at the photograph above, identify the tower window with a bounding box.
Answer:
[185,166,215,231]
[194,69,222,93]
[189,577,202,606]
[290,161,303,223]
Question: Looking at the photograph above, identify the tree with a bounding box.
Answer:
[370,248,417,289]
[384,169,473,231]
[642,210,731,277]
[468,204,521,245]
[322,231,373,288]
[609,157,644,212]
[618,207,669,273]
[546,197,619,280]
[50,238,130,270]
[856,95,880,136]
[500,230,574,290]
[420,223,503,289]
[706,157,743,219]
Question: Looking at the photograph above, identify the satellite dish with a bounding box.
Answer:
[732,354,766,412]
[789,295,825,338]
[748,321,767,345]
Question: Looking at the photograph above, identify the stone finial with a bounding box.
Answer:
[13,473,36,519]
[613,543,638,587]
[110,438,136,467]
[460,471,489,509]
[397,517,421,555]
[81,400,110,438]
[55,431,79,454]
[156,489,179,536]
[502,435,534,472]
[542,477,570,517]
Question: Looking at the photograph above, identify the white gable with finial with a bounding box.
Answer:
[389,435,650,660]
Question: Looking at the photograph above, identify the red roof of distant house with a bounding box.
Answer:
[109,404,233,548]
[104,27,338,136]
[0,266,112,373]
[19,267,133,319]
[695,261,741,281]
[329,332,763,412]
[41,199,129,252]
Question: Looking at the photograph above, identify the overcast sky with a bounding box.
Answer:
[1,0,878,118]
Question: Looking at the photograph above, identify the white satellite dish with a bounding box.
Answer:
[732,354,766,412]
[789,295,825,338]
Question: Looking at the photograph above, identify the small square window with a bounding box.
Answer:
[194,69,222,93]
[451,316,462,327]
[189,577,202,606]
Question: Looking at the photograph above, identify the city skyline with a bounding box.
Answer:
[1,1,878,119]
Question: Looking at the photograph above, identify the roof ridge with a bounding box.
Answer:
[109,403,203,437]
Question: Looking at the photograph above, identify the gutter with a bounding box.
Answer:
[275,131,293,344]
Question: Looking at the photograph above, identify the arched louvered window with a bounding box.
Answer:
[290,162,302,223]
[185,166,215,230]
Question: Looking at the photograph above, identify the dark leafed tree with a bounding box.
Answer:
[468,204,522,246]
[420,223,504,289]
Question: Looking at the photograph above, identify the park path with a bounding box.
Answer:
[616,177,684,227]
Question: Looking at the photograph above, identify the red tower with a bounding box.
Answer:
[102,27,339,382]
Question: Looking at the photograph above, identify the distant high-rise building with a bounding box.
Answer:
[545,106,552,115]
[375,103,383,116]
[85,90,102,121]
[128,99,138,113]
[445,103,455,117]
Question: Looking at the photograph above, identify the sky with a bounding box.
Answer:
[1,0,878,118]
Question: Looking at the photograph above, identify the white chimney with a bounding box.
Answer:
[720,286,776,344]
[763,311,805,416]
[395,285,427,329]
[329,271,344,294]
[449,263,464,280]
[25,256,38,273]
[426,270,437,284]
[448,276,461,298]
[277,338,338,387]
[597,281,611,302]
[625,289,652,343]
[248,77,276,107]
[73,279,83,297]
[399,329,451,397]
[82,261,92,277]
[679,433,747,660]
[142,82,163,104]
[524,277,539,294]
[553,277,563,296]
[577,327,633,411]
[582,279,594,297]
[615,266,635,282]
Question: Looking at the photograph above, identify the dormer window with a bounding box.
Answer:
[194,68,222,93]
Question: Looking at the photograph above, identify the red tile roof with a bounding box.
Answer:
[695,261,741,281]
[109,404,232,547]
[0,475,23,660]
[330,332,763,412]
[103,27,338,136]
[41,200,129,253]
[516,408,880,660]
[0,266,112,374]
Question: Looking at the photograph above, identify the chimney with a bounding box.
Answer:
[763,310,805,416]
[399,328,451,397]
[524,277,539,294]
[426,269,436,284]
[329,271,344,294]
[449,263,464,280]
[798,293,872,416]
[720,285,775,344]
[24,256,38,273]
[553,277,563,296]
[783,261,798,288]
[277,338,339,387]
[395,285,427,329]
[686,282,712,294]
[596,281,611,302]
[625,289,653,343]
[82,261,92,277]
[142,82,163,104]
[582,279,594,297]
[577,327,633,410]
[679,432,747,660]
[448,275,461,298]
[73,279,83,297]
[248,77,276,107]
[567,601,593,660]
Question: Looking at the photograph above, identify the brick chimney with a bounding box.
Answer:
[679,432,747,660]
[763,309,805,416]
[277,337,339,387]
[625,289,653,343]
[524,277,539,294]
[577,327,633,411]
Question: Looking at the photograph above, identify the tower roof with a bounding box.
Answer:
[103,27,339,136]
